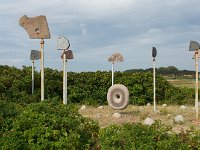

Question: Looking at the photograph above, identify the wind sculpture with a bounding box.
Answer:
[152,47,157,112]
[30,50,41,94]
[19,15,51,101]
[57,36,74,104]
[107,52,129,110]
[108,52,124,86]
[189,41,200,122]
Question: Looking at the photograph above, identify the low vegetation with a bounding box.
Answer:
[0,65,200,149]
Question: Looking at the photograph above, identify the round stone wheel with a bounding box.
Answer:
[107,84,129,110]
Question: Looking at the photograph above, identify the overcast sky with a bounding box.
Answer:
[0,0,200,72]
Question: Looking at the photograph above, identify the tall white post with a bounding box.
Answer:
[32,60,34,94]
[63,51,67,104]
[112,63,114,86]
[195,50,199,121]
[40,39,44,101]
[153,58,156,112]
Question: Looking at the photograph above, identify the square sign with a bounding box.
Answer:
[30,50,41,60]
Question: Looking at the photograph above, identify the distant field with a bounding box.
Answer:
[167,78,200,88]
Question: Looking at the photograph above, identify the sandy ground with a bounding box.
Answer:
[79,104,200,133]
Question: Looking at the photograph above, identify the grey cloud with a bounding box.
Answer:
[0,0,200,71]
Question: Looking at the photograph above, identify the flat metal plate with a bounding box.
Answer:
[57,36,70,50]
[61,50,74,60]
[152,47,157,58]
[30,50,41,60]
[19,15,51,39]
[189,41,200,51]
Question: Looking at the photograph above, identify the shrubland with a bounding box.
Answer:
[0,65,199,149]
[0,65,195,105]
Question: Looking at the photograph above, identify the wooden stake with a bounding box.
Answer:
[195,50,199,121]
[40,39,44,101]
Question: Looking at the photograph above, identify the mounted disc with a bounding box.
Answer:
[107,84,129,110]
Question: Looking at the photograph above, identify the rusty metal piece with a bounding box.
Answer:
[61,50,74,60]
[19,15,51,39]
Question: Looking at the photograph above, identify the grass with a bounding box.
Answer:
[79,105,200,133]
[167,78,200,88]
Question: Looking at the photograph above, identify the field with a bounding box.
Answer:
[167,77,199,88]
[79,104,200,132]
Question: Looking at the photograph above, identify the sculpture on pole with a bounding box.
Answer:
[108,52,124,86]
[19,15,51,101]
[189,41,200,122]
[30,50,41,94]
[57,35,74,104]
[152,47,157,112]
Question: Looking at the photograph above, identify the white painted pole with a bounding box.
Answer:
[32,60,34,94]
[112,63,114,86]
[195,50,199,121]
[40,39,44,101]
[63,51,67,104]
[153,58,156,112]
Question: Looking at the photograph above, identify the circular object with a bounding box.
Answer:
[107,84,129,110]
[57,35,70,50]
[152,47,157,58]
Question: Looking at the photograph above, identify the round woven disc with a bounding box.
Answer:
[107,84,129,110]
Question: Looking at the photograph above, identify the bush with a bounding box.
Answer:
[0,99,100,150]
[0,65,195,106]
[99,121,200,149]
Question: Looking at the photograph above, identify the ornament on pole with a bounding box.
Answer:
[19,15,51,101]
[152,47,157,112]
[57,35,74,105]
[108,52,124,86]
[189,41,200,122]
[30,50,41,94]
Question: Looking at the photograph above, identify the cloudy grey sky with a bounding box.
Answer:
[0,0,200,72]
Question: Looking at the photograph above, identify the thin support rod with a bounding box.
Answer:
[112,63,114,86]
[63,51,67,104]
[40,39,44,101]
[32,60,34,94]
[153,58,156,112]
[195,50,199,121]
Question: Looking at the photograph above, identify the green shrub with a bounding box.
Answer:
[99,121,200,149]
[0,65,195,106]
[0,99,100,150]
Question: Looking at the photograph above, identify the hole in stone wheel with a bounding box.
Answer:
[115,94,120,99]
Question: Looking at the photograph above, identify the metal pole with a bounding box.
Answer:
[32,60,34,94]
[63,51,67,104]
[40,39,44,101]
[153,58,156,112]
[112,63,114,86]
[195,50,199,121]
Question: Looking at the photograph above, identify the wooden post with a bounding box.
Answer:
[32,60,34,94]
[63,51,67,104]
[112,63,114,86]
[40,39,44,101]
[195,50,199,121]
[153,58,156,112]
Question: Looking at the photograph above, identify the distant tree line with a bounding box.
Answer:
[125,66,196,78]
